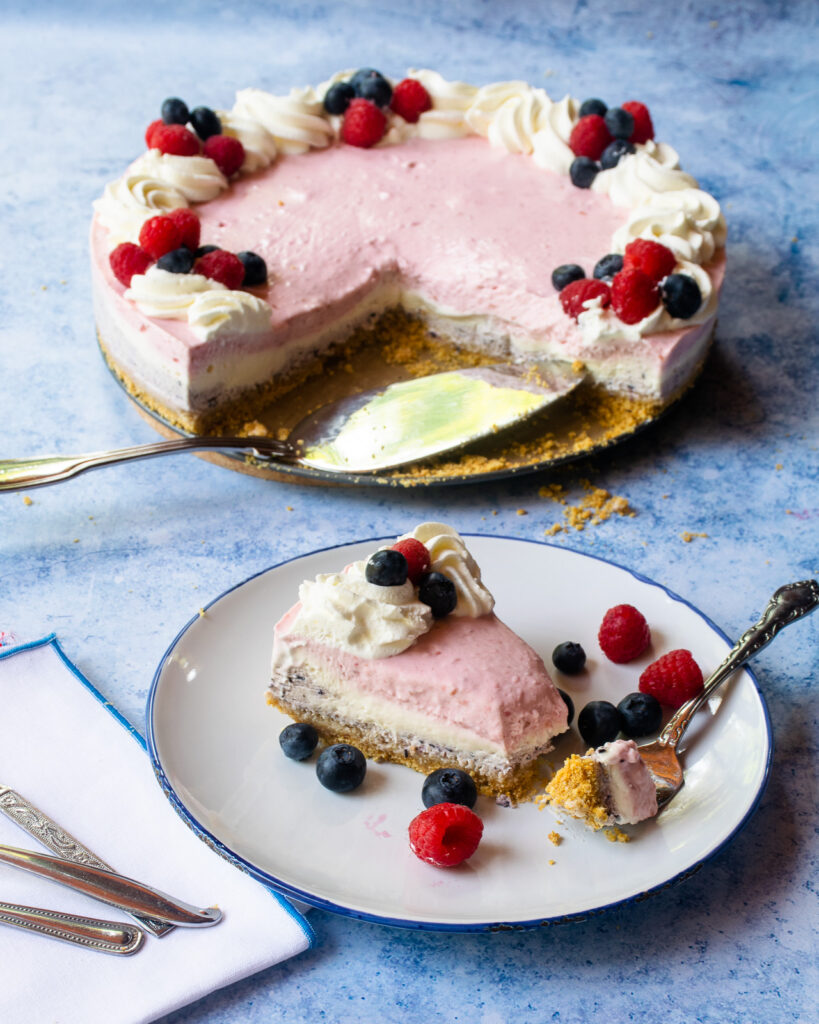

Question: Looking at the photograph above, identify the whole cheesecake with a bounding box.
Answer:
[91,69,726,435]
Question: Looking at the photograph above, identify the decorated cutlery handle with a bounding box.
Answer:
[0,901,144,955]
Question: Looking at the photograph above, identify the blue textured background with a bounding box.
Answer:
[1,2,817,1022]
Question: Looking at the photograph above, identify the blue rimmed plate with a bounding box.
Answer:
[146,536,772,930]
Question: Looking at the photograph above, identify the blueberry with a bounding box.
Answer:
[195,244,221,258]
[316,743,366,792]
[418,571,457,618]
[365,549,408,587]
[350,68,393,107]
[579,98,608,118]
[279,722,319,761]
[156,246,195,274]
[422,768,478,809]
[551,264,585,292]
[570,156,599,189]
[323,81,356,115]
[237,250,268,287]
[557,689,575,727]
[577,700,623,747]
[617,692,662,738]
[593,253,625,281]
[661,274,702,319]
[161,97,190,125]
[604,106,635,141]
[190,106,222,141]
[552,641,586,675]
[600,138,636,170]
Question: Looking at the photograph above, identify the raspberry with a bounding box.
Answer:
[622,239,676,283]
[390,538,431,584]
[196,249,245,289]
[408,802,483,868]
[203,134,245,177]
[598,604,651,664]
[109,242,152,287]
[610,268,660,325]
[559,278,611,320]
[639,649,703,709]
[145,118,164,149]
[166,208,200,251]
[138,214,183,260]
[390,78,432,123]
[152,123,201,157]
[622,101,654,145]
[568,114,612,161]
[341,98,387,148]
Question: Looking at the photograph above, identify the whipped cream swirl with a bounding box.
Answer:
[93,171,188,244]
[232,87,334,155]
[129,151,228,203]
[397,522,495,618]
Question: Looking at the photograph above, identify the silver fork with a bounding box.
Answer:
[638,579,819,809]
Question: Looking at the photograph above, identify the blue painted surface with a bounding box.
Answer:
[1,1,817,1021]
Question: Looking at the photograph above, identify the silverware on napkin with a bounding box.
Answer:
[0,900,144,955]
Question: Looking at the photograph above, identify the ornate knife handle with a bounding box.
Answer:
[0,901,144,955]
[660,580,819,749]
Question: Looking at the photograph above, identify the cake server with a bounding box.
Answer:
[638,579,819,810]
[0,783,172,937]
[0,843,222,927]
[0,900,145,955]
[0,360,584,488]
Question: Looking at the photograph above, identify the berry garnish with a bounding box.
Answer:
[152,123,201,157]
[365,549,409,587]
[578,98,607,118]
[350,68,393,108]
[237,250,268,287]
[639,650,704,709]
[195,249,246,289]
[323,81,356,115]
[341,98,387,148]
[600,138,635,170]
[568,114,612,161]
[156,246,195,274]
[422,768,478,809]
[109,242,152,287]
[617,692,662,738]
[623,239,677,283]
[598,604,651,664]
[551,264,585,292]
[408,802,483,868]
[145,118,164,149]
[661,274,702,319]
[577,700,623,748]
[418,572,457,618]
[138,214,183,260]
[316,743,367,792]
[166,208,201,251]
[569,155,599,189]
[593,253,624,281]
[552,641,586,675]
[203,134,245,177]
[622,100,654,144]
[390,538,431,584]
[390,78,432,123]
[195,244,221,257]
[557,689,575,727]
[161,97,190,125]
[279,722,319,761]
[559,278,611,320]
[190,105,222,141]
[603,106,635,141]
[610,268,660,325]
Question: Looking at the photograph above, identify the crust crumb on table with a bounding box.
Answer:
[22,495,33,506]
[681,531,709,542]
[540,478,636,535]
[547,830,563,846]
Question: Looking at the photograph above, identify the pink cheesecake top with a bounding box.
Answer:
[274,605,568,752]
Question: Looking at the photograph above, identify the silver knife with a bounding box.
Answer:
[0,785,211,934]
[0,842,221,927]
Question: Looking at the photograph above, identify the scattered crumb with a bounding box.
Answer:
[286,505,294,511]
[709,19,719,28]
[198,608,206,617]
[540,478,636,535]
[492,510,498,516]
[681,531,709,542]
[516,508,528,516]
[646,30,654,38]
[22,495,33,506]
[605,827,631,843]
[548,859,556,866]
[41,284,48,291]
[72,538,79,544]
[548,831,562,847]
[775,463,783,471]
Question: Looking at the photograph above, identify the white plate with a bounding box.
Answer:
[146,536,772,930]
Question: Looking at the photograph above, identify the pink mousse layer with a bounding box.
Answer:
[274,606,568,752]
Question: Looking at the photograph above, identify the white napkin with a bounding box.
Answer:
[0,636,314,1024]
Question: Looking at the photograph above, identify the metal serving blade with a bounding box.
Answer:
[290,361,585,473]
[0,784,172,937]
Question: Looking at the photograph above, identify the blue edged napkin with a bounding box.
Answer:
[0,636,313,1024]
